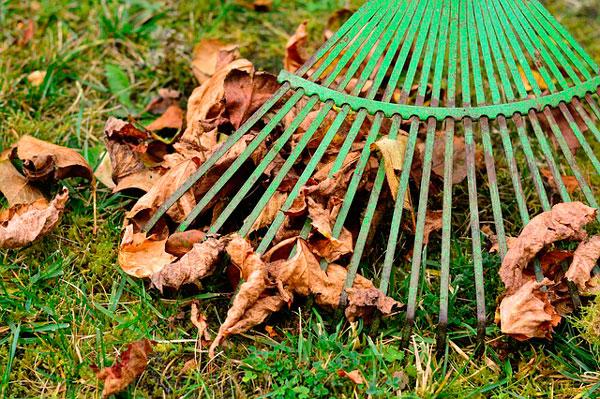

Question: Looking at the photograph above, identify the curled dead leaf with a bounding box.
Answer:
[0,160,46,206]
[210,235,272,356]
[151,236,228,292]
[145,88,180,115]
[11,135,93,182]
[0,188,68,249]
[345,287,401,322]
[146,104,184,133]
[565,235,600,293]
[165,229,206,257]
[499,278,561,340]
[93,339,153,398]
[191,302,212,345]
[540,168,580,195]
[499,202,597,293]
[371,134,409,207]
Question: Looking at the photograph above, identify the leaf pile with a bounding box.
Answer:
[98,26,427,357]
[496,202,599,340]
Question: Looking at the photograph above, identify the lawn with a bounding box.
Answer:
[1,0,599,398]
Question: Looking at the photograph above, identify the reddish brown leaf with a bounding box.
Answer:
[165,229,206,257]
[540,168,580,195]
[223,68,280,129]
[191,301,212,345]
[423,210,443,246]
[17,19,35,46]
[284,22,308,73]
[94,339,153,398]
[146,104,184,132]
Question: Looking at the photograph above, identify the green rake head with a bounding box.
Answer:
[145,0,600,351]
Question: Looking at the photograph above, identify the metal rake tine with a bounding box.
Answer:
[502,0,600,175]
[436,117,455,356]
[400,0,447,331]
[250,1,418,251]
[297,0,382,79]
[213,99,334,235]
[528,111,573,202]
[541,107,600,216]
[469,0,509,260]
[334,0,438,282]
[527,0,599,73]
[176,90,312,232]
[584,94,600,122]
[461,0,486,352]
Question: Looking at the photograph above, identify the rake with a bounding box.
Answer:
[144,0,600,351]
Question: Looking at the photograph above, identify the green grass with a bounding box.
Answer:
[1,0,599,398]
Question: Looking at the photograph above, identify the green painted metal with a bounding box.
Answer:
[279,71,600,122]
[145,0,600,354]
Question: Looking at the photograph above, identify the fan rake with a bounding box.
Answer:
[144,0,600,351]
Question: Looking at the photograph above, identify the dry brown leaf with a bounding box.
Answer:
[284,22,308,73]
[210,235,272,356]
[345,287,400,322]
[144,88,180,115]
[126,158,200,225]
[104,118,160,193]
[371,134,410,208]
[499,202,597,293]
[423,210,443,246]
[146,104,184,132]
[309,227,353,263]
[224,68,280,129]
[430,131,467,184]
[499,278,561,340]
[186,58,253,133]
[27,70,46,86]
[191,302,212,344]
[565,235,600,293]
[519,67,549,92]
[12,135,93,182]
[94,152,116,189]
[337,369,365,385]
[165,229,206,257]
[251,191,287,232]
[191,39,240,84]
[539,168,580,195]
[0,160,46,206]
[0,188,68,249]
[17,19,35,46]
[151,236,228,292]
[118,224,176,278]
[93,339,153,398]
